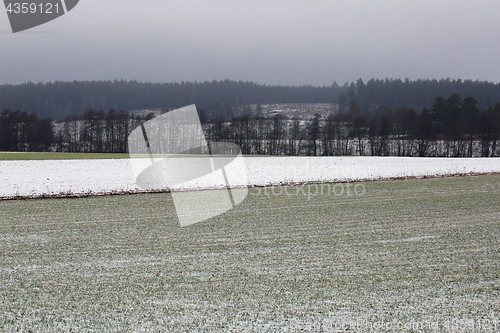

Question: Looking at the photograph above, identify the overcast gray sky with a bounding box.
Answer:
[1,0,499,86]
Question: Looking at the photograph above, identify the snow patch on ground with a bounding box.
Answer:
[1,156,499,199]
[374,235,439,243]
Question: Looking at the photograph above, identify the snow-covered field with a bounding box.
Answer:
[1,157,500,199]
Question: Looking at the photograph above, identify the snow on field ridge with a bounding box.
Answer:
[1,157,499,199]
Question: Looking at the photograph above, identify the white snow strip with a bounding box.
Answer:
[0,156,499,199]
[374,235,439,243]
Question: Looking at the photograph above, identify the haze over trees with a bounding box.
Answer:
[1,78,500,120]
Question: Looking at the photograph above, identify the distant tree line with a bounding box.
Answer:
[0,80,334,120]
[202,95,500,157]
[1,78,500,120]
[58,109,135,153]
[337,78,500,114]
[0,110,53,152]
[2,94,499,157]
[0,108,151,153]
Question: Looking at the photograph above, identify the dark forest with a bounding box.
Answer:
[1,78,500,120]
[1,78,500,157]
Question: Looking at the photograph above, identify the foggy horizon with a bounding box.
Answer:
[2,76,500,88]
[1,0,500,86]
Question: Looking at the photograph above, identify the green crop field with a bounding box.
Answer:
[1,176,499,331]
